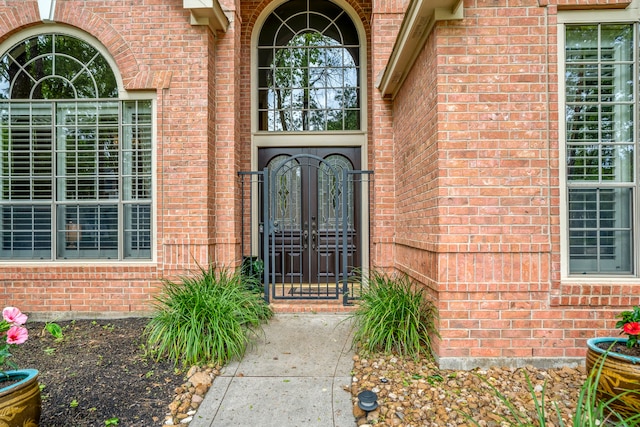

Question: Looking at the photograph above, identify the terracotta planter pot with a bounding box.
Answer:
[585,337,640,418]
[0,369,41,427]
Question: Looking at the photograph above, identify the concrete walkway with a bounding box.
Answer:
[188,313,355,427]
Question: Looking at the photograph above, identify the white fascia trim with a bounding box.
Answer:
[376,0,463,100]
[183,0,230,33]
[557,0,638,23]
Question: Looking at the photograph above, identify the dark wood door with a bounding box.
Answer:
[259,147,361,287]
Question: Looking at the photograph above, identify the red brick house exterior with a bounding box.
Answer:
[1,0,639,369]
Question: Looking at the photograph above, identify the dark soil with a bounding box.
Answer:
[595,340,640,358]
[10,318,183,427]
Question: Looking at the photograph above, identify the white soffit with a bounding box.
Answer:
[38,0,56,22]
[377,0,463,99]
[183,0,230,33]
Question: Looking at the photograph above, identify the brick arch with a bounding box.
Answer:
[0,4,169,91]
[0,3,38,43]
[53,3,144,90]
[239,0,373,142]
[242,0,371,46]
[238,0,373,149]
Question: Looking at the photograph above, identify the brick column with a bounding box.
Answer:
[370,0,406,270]
[213,2,243,268]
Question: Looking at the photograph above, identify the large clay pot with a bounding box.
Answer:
[586,337,640,418]
[0,369,41,427]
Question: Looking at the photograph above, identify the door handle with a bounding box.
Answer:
[303,229,308,249]
[311,221,317,250]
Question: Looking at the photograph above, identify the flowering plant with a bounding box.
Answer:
[0,306,29,374]
[615,305,640,349]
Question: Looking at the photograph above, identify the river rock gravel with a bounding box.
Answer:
[350,353,587,427]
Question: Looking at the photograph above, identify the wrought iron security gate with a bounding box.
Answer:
[240,152,372,305]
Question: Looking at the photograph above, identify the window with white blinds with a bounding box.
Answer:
[0,34,152,260]
[565,24,635,274]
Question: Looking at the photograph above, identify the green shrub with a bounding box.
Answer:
[350,270,439,359]
[144,265,272,366]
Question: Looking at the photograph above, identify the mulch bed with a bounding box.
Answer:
[11,318,183,427]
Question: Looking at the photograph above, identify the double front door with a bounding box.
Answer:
[258,147,361,291]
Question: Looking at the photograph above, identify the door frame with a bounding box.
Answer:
[250,134,370,282]
[242,132,373,305]
[247,0,370,301]
[259,147,362,289]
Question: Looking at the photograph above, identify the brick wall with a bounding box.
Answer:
[391,0,640,368]
[2,0,639,368]
[0,0,216,315]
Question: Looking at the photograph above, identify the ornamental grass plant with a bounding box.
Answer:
[350,270,439,359]
[144,265,272,367]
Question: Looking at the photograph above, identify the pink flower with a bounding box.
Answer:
[5,325,28,344]
[623,322,640,336]
[2,306,28,325]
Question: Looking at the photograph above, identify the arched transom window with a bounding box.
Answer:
[258,0,361,131]
[0,33,152,261]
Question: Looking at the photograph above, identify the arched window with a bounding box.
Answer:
[257,0,361,131]
[0,33,152,260]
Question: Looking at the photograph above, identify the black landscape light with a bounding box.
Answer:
[357,390,378,411]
